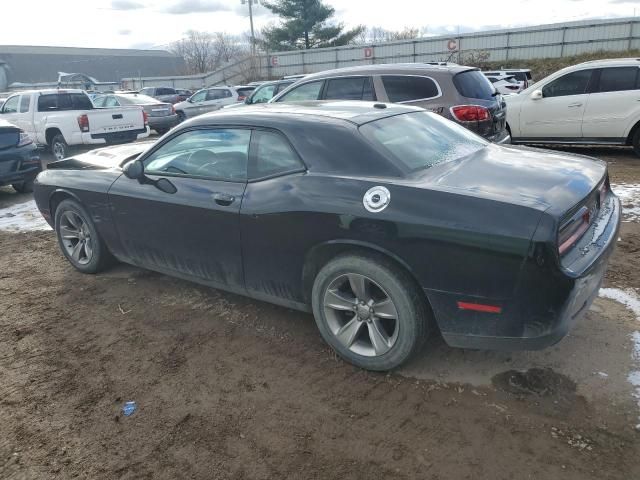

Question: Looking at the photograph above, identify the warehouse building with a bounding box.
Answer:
[0,45,184,91]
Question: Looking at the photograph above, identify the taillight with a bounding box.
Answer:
[142,110,149,126]
[77,114,89,133]
[17,131,33,147]
[558,206,591,255]
[450,105,491,122]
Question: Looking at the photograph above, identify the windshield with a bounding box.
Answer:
[360,111,488,171]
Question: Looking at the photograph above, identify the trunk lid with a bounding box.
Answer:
[86,107,145,134]
[417,144,607,215]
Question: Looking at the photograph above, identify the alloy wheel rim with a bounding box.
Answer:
[59,211,93,265]
[323,273,399,357]
[53,142,65,160]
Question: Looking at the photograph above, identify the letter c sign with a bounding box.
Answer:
[447,39,458,51]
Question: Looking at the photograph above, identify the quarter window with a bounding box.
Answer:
[382,76,439,102]
[251,130,304,179]
[144,129,250,182]
[19,95,31,113]
[597,67,639,93]
[277,81,323,102]
[2,96,19,113]
[206,89,230,100]
[542,70,593,98]
[324,77,375,101]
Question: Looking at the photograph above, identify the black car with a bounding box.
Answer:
[33,102,620,371]
[0,119,40,193]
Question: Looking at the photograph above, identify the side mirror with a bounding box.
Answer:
[123,159,144,180]
[530,89,543,100]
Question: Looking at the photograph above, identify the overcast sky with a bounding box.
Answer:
[1,0,639,50]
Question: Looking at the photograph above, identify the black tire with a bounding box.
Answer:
[12,179,34,193]
[155,128,169,136]
[632,128,640,157]
[50,133,68,161]
[54,199,114,274]
[176,111,186,123]
[311,253,429,371]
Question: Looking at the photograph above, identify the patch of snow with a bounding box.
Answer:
[599,287,640,426]
[611,183,640,223]
[597,371,609,378]
[0,200,51,233]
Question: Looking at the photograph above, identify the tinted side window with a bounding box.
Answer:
[382,76,439,103]
[157,88,175,95]
[277,81,323,102]
[453,71,496,100]
[206,89,228,100]
[71,93,93,109]
[251,130,304,179]
[38,95,58,111]
[2,96,19,113]
[597,67,639,93]
[324,77,375,101]
[144,129,250,181]
[19,95,31,113]
[542,70,593,98]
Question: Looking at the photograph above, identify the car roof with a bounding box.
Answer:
[298,63,475,81]
[6,89,87,95]
[188,100,422,127]
[578,57,640,67]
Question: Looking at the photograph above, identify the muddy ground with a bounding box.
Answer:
[1,145,639,479]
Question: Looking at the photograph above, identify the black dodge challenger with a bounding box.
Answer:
[33,101,621,371]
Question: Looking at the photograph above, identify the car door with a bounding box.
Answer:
[15,94,34,137]
[108,127,251,290]
[581,66,640,141]
[201,88,230,113]
[518,69,594,139]
[183,90,207,117]
[240,129,308,303]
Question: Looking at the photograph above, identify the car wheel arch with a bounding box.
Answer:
[45,127,64,146]
[49,189,82,226]
[625,118,640,145]
[301,240,431,307]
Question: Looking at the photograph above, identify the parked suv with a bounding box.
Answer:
[505,58,640,155]
[173,86,239,120]
[270,64,510,143]
[223,79,297,110]
[138,86,181,104]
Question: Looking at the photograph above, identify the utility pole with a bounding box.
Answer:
[242,0,258,55]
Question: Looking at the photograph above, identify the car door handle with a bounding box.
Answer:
[568,103,583,108]
[212,193,235,206]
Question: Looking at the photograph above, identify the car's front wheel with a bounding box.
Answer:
[50,134,68,161]
[54,199,113,274]
[311,254,429,371]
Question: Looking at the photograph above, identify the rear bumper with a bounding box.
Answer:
[148,115,179,131]
[73,127,150,145]
[0,144,41,186]
[432,193,621,351]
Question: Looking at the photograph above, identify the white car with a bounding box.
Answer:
[0,89,149,160]
[484,69,533,89]
[174,86,240,121]
[486,75,523,94]
[506,58,640,156]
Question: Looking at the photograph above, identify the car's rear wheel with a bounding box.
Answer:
[12,180,34,193]
[54,199,113,274]
[50,134,68,161]
[311,254,429,371]
[155,128,169,136]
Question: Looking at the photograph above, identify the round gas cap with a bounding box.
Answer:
[363,186,391,212]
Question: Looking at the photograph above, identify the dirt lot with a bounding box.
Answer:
[1,145,639,479]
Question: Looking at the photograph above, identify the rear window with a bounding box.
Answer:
[453,70,496,100]
[381,76,439,102]
[360,111,487,171]
[38,93,94,111]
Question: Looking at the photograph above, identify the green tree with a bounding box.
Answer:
[261,0,364,50]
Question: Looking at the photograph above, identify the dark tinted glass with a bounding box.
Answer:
[382,76,439,102]
[598,67,639,93]
[324,77,375,101]
[542,70,593,97]
[156,88,175,95]
[251,130,303,179]
[39,93,92,111]
[453,71,495,100]
[360,111,487,171]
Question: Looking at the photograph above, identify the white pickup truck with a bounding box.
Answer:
[0,89,150,160]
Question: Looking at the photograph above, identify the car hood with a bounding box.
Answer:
[47,142,154,170]
[417,144,606,215]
